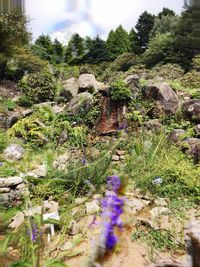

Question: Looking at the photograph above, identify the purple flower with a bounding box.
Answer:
[101,176,124,251]
[118,122,127,131]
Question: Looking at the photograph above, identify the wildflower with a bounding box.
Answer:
[101,176,124,251]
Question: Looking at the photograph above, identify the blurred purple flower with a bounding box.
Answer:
[101,176,124,251]
[118,122,127,131]
[0,162,3,167]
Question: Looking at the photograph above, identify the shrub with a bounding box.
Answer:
[150,63,184,80]
[19,71,56,103]
[17,95,33,107]
[192,54,200,71]
[112,53,140,72]
[110,79,132,103]
[179,71,200,89]
[0,130,7,153]
[5,47,48,80]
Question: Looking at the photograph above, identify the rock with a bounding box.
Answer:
[85,200,100,215]
[126,198,150,215]
[60,241,73,251]
[26,165,46,178]
[112,155,120,161]
[62,77,79,98]
[21,109,33,117]
[143,83,180,116]
[124,74,140,97]
[57,131,68,145]
[182,138,200,163]
[66,92,94,115]
[43,200,58,213]
[183,99,200,122]
[119,155,126,160]
[24,206,42,216]
[150,207,171,219]
[195,124,200,135]
[154,198,168,207]
[53,152,70,171]
[116,150,126,156]
[9,212,25,229]
[75,197,87,205]
[143,119,162,130]
[0,177,23,187]
[52,105,65,115]
[168,129,186,144]
[7,112,20,128]
[0,193,11,206]
[4,144,25,161]
[0,187,10,193]
[78,74,98,93]
[69,220,79,235]
[86,147,100,160]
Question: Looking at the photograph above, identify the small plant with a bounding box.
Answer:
[110,79,132,103]
[17,95,33,107]
[19,71,56,103]
[6,99,16,111]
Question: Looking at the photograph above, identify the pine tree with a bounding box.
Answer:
[52,39,64,64]
[135,11,155,48]
[158,8,176,19]
[129,28,141,54]
[34,35,53,61]
[65,33,84,64]
[106,25,131,60]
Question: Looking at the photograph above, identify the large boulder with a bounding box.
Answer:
[66,92,94,115]
[61,78,79,100]
[4,144,25,161]
[143,82,180,116]
[124,74,140,98]
[183,99,200,123]
[78,74,98,93]
[0,177,23,187]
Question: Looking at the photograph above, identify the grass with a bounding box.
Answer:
[124,132,200,203]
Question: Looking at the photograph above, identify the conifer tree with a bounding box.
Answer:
[65,33,84,64]
[129,28,141,54]
[84,36,108,63]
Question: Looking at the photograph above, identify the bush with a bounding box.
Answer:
[19,72,56,103]
[150,63,184,80]
[110,79,132,103]
[179,71,200,89]
[192,54,200,71]
[17,95,33,107]
[112,53,140,71]
[5,47,48,80]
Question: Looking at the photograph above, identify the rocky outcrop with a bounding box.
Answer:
[143,82,180,116]
[4,144,25,161]
[183,99,200,123]
[0,176,26,207]
[78,74,98,93]
[143,119,162,131]
[61,77,79,100]
[168,129,186,144]
[66,92,94,115]
[182,138,200,163]
[124,74,140,98]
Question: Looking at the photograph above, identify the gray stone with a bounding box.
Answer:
[154,198,168,207]
[7,112,20,128]
[195,124,200,135]
[143,82,180,116]
[183,99,200,122]
[52,105,65,115]
[78,74,98,93]
[60,241,73,251]
[26,164,46,178]
[75,197,87,205]
[0,177,23,187]
[124,74,140,97]
[0,193,11,205]
[62,77,79,98]
[53,152,70,171]
[0,187,10,193]
[4,144,25,161]
[182,138,200,163]
[143,119,162,130]
[116,150,126,156]
[43,200,58,213]
[168,129,186,144]
[85,200,100,215]
[112,155,120,161]
[66,92,94,115]
[9,212,25,229]
[126,198,150,215]
[21,109,33,117]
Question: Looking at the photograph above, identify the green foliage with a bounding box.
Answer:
[148,63,184,80]
[110,79,132,103]
[129,28,141,54]
[179,71,200,89]
[7,118,48,146]
[5,47,48,80]
[0,130,7,153]
[0,13,30,53]
[135,11,155,48]
[158,7,176,18]
[17,96,33,107]
[0,162,17,177]
[143,33,175,67]
[132,228,181,259]
[19,72,56,103]
[125,133,200,201]
[112,53,140,72]
[65,33,85,64]
[5,99,16,111]
[192,54,200,71]
[149,15,178,39]
[106,25,131,60]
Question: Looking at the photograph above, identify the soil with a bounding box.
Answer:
[0,80,22,99]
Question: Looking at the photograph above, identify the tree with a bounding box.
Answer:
[158,8,176,18]
[150,15,179,39]
[52,39,64,64]
[106,25,131,60]
[84,36,108,64]
[34,35,53,61]
[65,33,84,64]
[143,33,176,67]
[129,28,141,54]
[135,11,155,48]
[0,13,30,53]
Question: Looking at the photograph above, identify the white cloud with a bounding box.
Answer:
[26,0,184,43]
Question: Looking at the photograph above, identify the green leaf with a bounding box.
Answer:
[45,259,69,267]
[0,235,11,255]
[9,261,32,267]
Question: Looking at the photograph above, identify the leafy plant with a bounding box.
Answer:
[110,79,132,103]
[6,99,16,111]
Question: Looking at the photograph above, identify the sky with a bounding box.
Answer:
[26,0,184,44]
